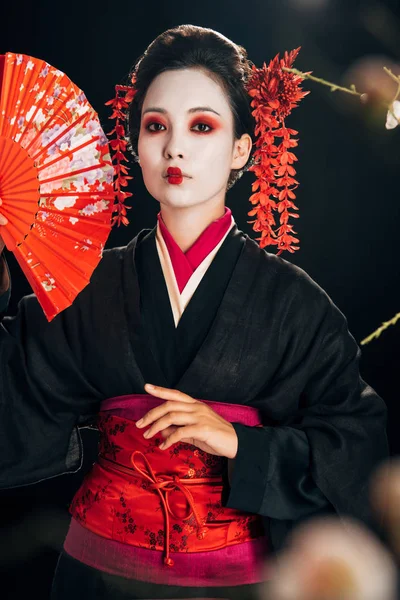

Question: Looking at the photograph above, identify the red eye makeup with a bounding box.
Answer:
[142,113,222,134]
[190,116,221,133]
[142,117,166,133]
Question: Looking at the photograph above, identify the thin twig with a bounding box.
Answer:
[383,67,400,109]
[283,66,400,129]
[360,313,400,345]
[282,67,363,97]
[383,66,400,85]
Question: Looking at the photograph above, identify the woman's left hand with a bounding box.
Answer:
[136,384,238,459]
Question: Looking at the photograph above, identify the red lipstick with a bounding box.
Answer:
[166,166,183,185]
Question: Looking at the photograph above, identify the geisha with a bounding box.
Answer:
[0,24,388,600]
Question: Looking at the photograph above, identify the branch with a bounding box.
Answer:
[283,65,400,125]
[282,66,364,97]
[360,313,400,346]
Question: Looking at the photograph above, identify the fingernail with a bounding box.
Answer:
[145,384,155,390]
[136,419,143,427]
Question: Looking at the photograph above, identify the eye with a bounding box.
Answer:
[191,122,213,133]
[146,122,166,132]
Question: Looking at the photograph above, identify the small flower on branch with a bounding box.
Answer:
[386,100,400,129]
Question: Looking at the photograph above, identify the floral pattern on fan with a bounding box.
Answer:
[0,52,117,321]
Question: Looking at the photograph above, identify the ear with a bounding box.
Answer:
[231,133,252,170]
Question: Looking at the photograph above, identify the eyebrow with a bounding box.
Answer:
[142,106,221,117]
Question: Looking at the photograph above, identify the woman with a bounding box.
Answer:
[0,24,388,600]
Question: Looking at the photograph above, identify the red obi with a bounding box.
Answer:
[69,395,266,569]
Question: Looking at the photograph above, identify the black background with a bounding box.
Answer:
[1,0,400,597]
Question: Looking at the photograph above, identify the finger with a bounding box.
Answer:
[144,384,196,404]
[160,425,178,439]
[136,400,196,428]
[160,425,201,450]
[143,412,197,439]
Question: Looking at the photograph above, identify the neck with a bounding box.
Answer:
[160,202,226,253]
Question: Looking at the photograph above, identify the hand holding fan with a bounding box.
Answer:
[0,52,116,321]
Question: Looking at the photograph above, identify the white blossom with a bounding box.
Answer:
[385,100,400,130]
[265,517,397,600]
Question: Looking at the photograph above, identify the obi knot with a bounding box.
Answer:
[130,450,207,567]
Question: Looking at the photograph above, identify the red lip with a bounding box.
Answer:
[166,167,183,177]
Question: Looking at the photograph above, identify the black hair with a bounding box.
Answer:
[127,24,256,189]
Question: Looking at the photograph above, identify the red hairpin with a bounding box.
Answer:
[105,75,137,226]
[246,48,309,254]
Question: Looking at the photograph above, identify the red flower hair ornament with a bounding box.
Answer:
[106,48,309,254]
[105,80,137,226]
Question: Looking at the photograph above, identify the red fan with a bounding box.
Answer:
[0,52,116,321]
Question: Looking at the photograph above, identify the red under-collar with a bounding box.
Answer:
[157,207,232,293]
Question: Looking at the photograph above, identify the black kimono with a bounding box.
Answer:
[0,223,388,597]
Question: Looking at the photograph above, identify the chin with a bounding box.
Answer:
[160,200,200,211]
[157,192,201,210]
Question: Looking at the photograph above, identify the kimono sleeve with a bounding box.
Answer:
[0,257,103,489]
[225,281,388,530]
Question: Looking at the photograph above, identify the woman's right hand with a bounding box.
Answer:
[0,198,8,254]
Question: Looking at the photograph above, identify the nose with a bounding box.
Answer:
[163,129,185,161]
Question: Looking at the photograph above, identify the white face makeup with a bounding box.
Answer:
[137,68,249,213]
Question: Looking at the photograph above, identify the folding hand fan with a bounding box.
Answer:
[0,52,116,321]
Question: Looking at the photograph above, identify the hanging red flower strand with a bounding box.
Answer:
[105,80,137,226]
[246,48,309,254]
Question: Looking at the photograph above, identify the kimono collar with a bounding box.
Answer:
[156,207,233,294]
